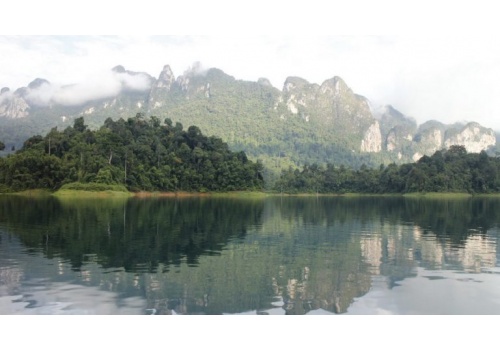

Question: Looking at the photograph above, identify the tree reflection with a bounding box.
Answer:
[0,196,264,272]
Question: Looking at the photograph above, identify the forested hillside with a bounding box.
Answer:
[2,65,496,181]
[275,145,500,194]
[0,115,264,193]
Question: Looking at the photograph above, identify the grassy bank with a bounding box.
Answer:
[51,182,132,198]
[403,192,473,198]
[54,189,133,198]
[4,186,500,200]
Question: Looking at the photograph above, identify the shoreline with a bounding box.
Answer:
[4,189,500,199]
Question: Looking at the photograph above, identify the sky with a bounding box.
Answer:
[2,1,500,131]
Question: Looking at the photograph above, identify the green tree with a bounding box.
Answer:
[0,116,265,193]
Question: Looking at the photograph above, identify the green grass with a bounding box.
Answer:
[53,182,132,198]
[58,182,129,192]
[54,189,133,198]
[403,192,472,198]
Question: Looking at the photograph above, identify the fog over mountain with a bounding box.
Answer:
[13,67,153,107]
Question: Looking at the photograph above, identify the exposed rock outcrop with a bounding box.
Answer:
[154,65,176,90]
[417,126,443,154]
[444,122,496,153]
[0,94,30,119]
[149,65,176,108]
[361,121,382,153]
[282,77,318,115]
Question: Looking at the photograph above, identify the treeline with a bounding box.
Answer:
[0,115,264,192]
[275,145,500,194]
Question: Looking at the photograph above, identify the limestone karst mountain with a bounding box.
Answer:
[1,65,496,172]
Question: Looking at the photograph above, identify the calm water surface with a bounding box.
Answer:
[1,195,500,315]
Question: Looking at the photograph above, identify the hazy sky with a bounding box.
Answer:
[2,1,500,130]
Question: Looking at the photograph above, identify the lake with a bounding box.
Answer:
[1,194,500,315]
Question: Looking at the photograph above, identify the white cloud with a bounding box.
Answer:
[25,81,56,105]
[22,68,153,106]
[116,71,153,91]
[0,87,13,102]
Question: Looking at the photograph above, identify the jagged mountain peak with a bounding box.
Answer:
[283,76,312,92]
[1,87,10,95]
[319,76,352,96]
[158,65,175,78]
[321,75,346,86]
[28,78,50,90]
[153,65,176,90]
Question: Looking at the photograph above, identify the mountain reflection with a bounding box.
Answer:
[1,195,499,315]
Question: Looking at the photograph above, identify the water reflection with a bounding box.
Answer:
[1,195,499,314]
[0,196,264,271]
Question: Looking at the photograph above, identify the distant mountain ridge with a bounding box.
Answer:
[1,64,496,175]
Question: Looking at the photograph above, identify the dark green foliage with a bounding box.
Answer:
[0,116,264,192]
[275,147,500,194]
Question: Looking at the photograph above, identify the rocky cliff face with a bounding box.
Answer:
[282,76,317,120]
[444,122,496,153]
[376,105,417,155]
[360,121,382,153]
[414,123,444,158]
[373,107,497,162]
[0,91,30,119]
[277,75,378,152]
[148,65,176,109]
